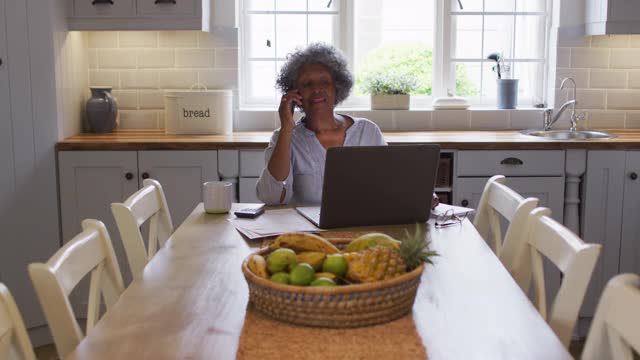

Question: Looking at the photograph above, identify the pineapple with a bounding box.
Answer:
[345,224,437,283]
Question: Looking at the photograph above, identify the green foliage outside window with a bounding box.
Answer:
[355,44,478,97]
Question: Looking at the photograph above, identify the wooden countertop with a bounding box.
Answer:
[56,129,640,150]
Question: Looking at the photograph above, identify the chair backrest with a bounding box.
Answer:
[582,273,640,360]
[526,207,601,348]
[28,219,125,359]
[0,284,35,360]
[111,178,174,280]
[473,175,539,259]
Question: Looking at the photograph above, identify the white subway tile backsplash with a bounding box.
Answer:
[626,112,640,128]
[89,70,119,88]
[394,111,432,130]
[610,49,640,69]
[353,111,394,130]
[158,112,165,128]
[158,70,198,88]
[557,34,591,48]
[118,111,158,129]
[433,110,470,130]
[199,69,237,89]
[198,29,238,48]
[138,49,175,68]
[88,32,118,48]
[176,49,214,68]
[112,90,138,110]
[510,109,542,129]
[591,35,629,48]
[576,89,605,109]
[586,111,625,128]
[469,110,510,129]
[570,48,609,68]
[121,70,158,89]
[159,31,198,48]
[97,49,137,68]
[555,68,589,88]
[119,31,158,48]
[556,48,570,68]
[629,71,640,89]
[215,49,238,68]
[590,70,627,89]
[234,111,276,131]
[139,90,165,109]
[607,90,640,110]
[88,49,97,69]
[630,35,640,48]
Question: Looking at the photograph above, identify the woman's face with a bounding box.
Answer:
[295,63,336,113]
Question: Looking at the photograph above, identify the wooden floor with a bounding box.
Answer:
[35,340,587,359]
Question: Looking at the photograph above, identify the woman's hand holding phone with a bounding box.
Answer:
[278,89,302,132]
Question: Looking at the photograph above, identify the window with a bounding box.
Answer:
[239,0,550,109]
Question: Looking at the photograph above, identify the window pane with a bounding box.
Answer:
[309,14,338,44]
[451,0,483,12]
[454,62,481,97]
[514,16,545,59]
[453,15,482,58]
[516,0,546,12]
[482,61,499,98]
[484,0,515,12]
[276,0,306,11]
[248,14,275,58]
[275,14,307,58]
[248,61,277,99]
[246,0,274,11]
[309,0,340,12]
[512,62,544,104]
[483,15,514,60]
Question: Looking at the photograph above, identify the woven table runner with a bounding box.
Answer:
[236,306,427,359]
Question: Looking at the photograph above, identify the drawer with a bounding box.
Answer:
[137,0,197,15]
[240,150,265,177]
[239,177,261,203]
[457,151,565,176]
[73,0,135,17]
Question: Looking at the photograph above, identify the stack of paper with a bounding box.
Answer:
[228,208,322,239]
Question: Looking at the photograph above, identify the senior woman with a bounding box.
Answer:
[256,43,438,208]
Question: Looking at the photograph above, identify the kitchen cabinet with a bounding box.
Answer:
[580,150,640,336]
[239,150,264,203]
[586,0,640,35]
[66,0,238,31]
[139,150,218,226]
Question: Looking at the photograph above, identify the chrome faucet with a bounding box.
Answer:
[543,77,579,131]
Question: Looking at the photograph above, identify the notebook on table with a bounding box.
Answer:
[296,144,440,229]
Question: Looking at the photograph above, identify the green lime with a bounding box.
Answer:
[310,277,337,287]
[270,272,291,285]
[289,263,316,286]
[267,248,297,274]
[322,254,348,277]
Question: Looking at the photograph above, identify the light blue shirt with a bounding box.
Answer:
[256,116,386,205]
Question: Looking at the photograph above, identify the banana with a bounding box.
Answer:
[296,252,326,271]
[248,254,269,278]
[272,232,340,254]
[344,233,401,253]
[314,272,337,280]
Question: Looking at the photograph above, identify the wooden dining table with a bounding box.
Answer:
[68,203,573,360]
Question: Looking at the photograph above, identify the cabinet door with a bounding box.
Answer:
[138,150,218,227]
[239,177,261,203]
[581,151,626,318]
[137,0,197,15]
[620,151,640,274]
[58,151,139,285]
[73,0,135,17]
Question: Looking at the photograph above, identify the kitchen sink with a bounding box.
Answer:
[520,129,616,140]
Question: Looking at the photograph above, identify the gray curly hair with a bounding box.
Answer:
[276,43,353,106]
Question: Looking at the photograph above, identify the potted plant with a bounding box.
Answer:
[361,71,417,110]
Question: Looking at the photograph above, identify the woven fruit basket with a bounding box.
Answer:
[241,244,424,328]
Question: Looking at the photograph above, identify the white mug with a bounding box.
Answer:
[203,181,233,214]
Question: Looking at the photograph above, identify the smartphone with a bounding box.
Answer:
[234,204,266,219]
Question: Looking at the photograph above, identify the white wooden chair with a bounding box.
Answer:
[473,175,539,276]
[111,178,174,280]
[28,219,125,359]
[0,284,36,360]
[524,207,601,348]
[582,273,640,360]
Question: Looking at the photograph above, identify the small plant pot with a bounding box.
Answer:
[497,79,518,109]
[371,94,410,110]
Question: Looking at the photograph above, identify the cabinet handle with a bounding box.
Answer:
[154,0,177,4]
[461,199,469,207]
[142,172,150,179]
[500,157,524,166]
[92,0,114,5]
[630,172,638,181]
[0,58,3,67]
[125,172,133,180]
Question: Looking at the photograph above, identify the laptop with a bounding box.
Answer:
[296,144,440,229]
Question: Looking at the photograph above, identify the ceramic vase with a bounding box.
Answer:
[86,87,118,133]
